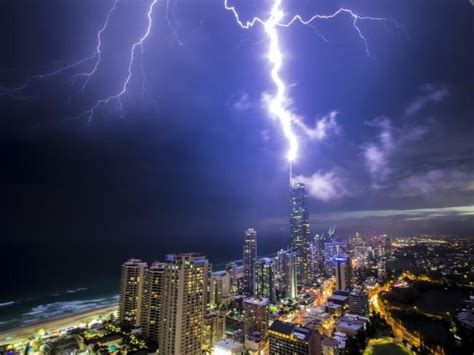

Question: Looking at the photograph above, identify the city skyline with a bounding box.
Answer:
[0,1,473,352]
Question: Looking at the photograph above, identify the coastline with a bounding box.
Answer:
[0,304,117,343]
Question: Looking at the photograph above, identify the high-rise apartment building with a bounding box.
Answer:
[290,181,311,286]
[203,312,226,351]
[210,270,232,309]
[255,257,275,303]
[275,250,297,300]
[243,228,257,296]
[141,261,165,343]
[158,253,210,355]
[349,290,369,316]
[243,297,268,337]
[334,256,350,291]
[226,262,239,295]
[118,258,147,329]
[382,235,392,257]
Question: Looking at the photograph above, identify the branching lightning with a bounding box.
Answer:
[72,0,120,95]
[0,0,120,99]
[225,0,399,164]
[0,0,184,121]
[80,0,159,121]
[1,0,398,140]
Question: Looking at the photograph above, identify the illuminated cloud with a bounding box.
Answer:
[295,170,349,201]
[261,92,340,142]
[315,205,474,222]
[405,83,449,116]
[363,117,394,187]
[261,205,474,234]
[232,92,252,111]
[399,169,473,196]
[294,111,341,140]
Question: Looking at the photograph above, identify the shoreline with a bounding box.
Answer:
[0,303,118,343]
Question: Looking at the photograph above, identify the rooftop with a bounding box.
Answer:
[215,338,244,351]
[244,297,268,306]
[328,295,348,303]
[269,320,315,342]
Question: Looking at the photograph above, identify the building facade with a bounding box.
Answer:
[118,258,147,329]
[269,320,322,355]
[243,297,268,337]
[140,261,165,343]
[275,250,297,300]
[349,290,369,316]
[243,228,257,296]
[334,256,350,291]
[255,257,276,303]
[289,181,311,286]
[158,253,209,355]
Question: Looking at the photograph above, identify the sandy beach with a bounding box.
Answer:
[0,304,117,344]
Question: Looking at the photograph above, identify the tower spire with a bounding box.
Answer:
[289,160,294,185]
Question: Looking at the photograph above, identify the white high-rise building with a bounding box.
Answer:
[141,261,165,344]
[118,258,147,328]
[158,253,210,355]
[334,256,350,291]
[275,250,297,300]
[255,257,275,303]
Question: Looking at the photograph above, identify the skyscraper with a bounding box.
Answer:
[203,312,226,351]
[243,228,257,296]
[243,297,269,337]
[382,234,392,257]
[118,258,147,329]
[141,261,165,344]
[158,253,210,355]
[349,290,369,316]
[255,257,275,303]
[290,181,311,286]
[210,270,232,309]
[334,256,350,291]
[275,250,297,300]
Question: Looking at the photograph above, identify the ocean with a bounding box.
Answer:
[0,234,285,333]
[0,259,240,332]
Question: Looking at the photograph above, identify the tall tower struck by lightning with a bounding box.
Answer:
[243,228,258,296]
[289,180,311,287]
[225,0,399,288]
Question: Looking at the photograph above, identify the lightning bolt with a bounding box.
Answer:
[72,0,120,95]
[1,0,183,121]
[166,0,184,46]
[79,0,159,121]
[0,0,120,98]
[225,0,399,164]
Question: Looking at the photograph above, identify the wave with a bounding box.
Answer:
[20,295,118,325]
[65,287,88,294]
[0,301,15,308]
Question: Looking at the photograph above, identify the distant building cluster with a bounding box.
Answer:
[5,181,473,355]
[114,180,381,354]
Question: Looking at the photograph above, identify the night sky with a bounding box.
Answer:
[1,0,473,295]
